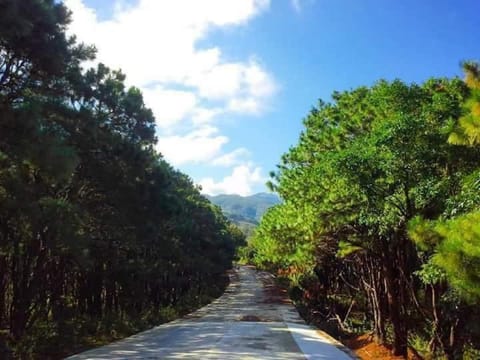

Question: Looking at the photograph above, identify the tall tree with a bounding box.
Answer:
[249,76,480,357]
[0,1,241,357]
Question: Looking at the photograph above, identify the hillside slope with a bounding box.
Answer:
[207,192,280,222]
[207,193,281,238]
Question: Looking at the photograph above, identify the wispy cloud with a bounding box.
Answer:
[212,148,251,167]
[291,0,302,12]
[290,0,315,13]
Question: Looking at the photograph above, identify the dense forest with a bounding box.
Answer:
[0,1,244,358]
[245,66,480,358]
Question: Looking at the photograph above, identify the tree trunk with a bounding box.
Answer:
[364,257,386,344]
[0,256,7,328]
[383,256,408,357]
[9,235,28,341]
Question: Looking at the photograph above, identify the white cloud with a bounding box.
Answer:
[200,164,266,196]
[64,0,276,128]
[142,86,197,128]
[156,126,228,165]
[188,59,277,106]
[212,148,250,167]
[191,107,223,125]
[245,60,277,98]
[191,63,243,100]
[228,97,263,114]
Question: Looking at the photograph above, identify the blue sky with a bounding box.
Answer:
[65,0,480,195]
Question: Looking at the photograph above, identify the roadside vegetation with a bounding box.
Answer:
[243,64,480,359]
[0,1,245,358]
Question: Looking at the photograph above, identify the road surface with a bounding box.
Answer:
[68,266,353,359]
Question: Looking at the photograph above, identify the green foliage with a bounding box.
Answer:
[414,262,447,285]
[412,213,480,300]
[337,240,363,258]
[249,202,317,283]
[249,74,480,357]
[410,63,480,304]
[449,61,480,146]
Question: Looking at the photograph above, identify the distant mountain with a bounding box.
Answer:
[207,192,281,238]
[207,192,280,222]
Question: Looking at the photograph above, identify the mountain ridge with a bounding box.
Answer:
[206,192,281,238]
[206,192,280,222]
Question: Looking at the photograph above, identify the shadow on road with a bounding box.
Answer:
[68,266,352,360]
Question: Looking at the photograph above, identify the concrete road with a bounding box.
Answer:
[68,266,353,359]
